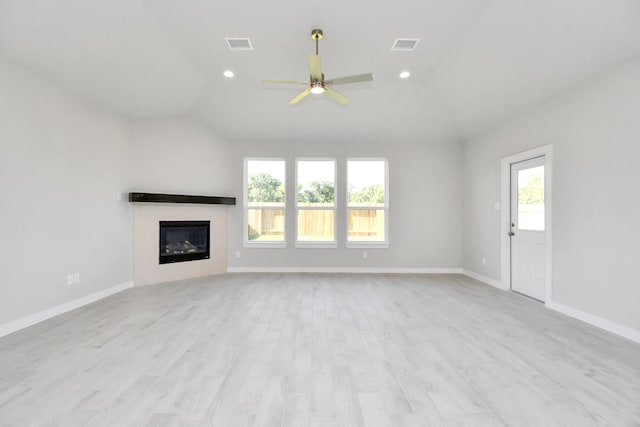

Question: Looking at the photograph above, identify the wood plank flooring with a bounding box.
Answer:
[0,273,638,426]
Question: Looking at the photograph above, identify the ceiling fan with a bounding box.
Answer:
[262,29,373,105]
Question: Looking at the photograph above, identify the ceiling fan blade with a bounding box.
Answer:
[325,73,373,86]
[308,55,323,81]
[261,79,308,85]
[325,87,349,105]
[289,88,312,104]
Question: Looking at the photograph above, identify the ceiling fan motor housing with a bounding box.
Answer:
[310,73,325,84]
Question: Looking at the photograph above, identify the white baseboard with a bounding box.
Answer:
[461,269,507,290]
[227,266,463,274]
[461,269,639,343]
[546,300,640,344]
[0,281,134,338]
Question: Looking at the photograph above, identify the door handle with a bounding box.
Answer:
[508,231,515,236]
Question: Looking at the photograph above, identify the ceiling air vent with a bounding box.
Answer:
[391,38,420,51]
[225,37,253,51]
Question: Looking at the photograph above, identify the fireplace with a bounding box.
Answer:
[159,220,210,264]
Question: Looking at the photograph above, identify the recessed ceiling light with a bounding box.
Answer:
[399,71,411,79]
[223,70,234,78]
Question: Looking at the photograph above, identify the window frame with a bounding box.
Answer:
[243,157,287,248]
[294,158,338,248]
[345,158,390,249]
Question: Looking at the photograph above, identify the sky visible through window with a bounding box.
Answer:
[348,160,385,191]
[247,160,284,182]
[297,160,334,185]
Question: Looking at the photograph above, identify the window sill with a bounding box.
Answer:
[294,242,339,249]
[242,242,288,249]
[345,242,390,249]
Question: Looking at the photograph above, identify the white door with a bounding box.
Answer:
[510,157,546,301]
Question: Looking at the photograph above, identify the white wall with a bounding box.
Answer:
[0,59,132,327]
[129,119,232,196]
[228,139,463,271]
[128,119,234,284]
[463,59,640,333]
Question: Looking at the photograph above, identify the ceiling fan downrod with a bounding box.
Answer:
[311,28,323,55]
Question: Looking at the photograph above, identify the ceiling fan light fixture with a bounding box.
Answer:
[310,82,325,94]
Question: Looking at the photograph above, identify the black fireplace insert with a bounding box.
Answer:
[159,220,210,264]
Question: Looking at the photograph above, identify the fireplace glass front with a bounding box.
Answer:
[159,220,210,264]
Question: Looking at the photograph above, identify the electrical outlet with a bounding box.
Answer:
[235,251,241,258]
[68,273,80,285]
[482,257,487,266]
[362,251,368,259]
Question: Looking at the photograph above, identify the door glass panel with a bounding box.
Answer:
[517,165,544,231]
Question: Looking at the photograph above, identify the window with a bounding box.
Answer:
[347,159,388,245]
[244,157,389,249]
[244,159,286,245]
[296,159,336,246]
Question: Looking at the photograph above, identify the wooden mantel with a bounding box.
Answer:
[128,192,236,206]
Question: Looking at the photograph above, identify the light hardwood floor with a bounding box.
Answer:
[0,273,638,427]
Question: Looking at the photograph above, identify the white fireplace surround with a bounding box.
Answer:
[133,204,228,286]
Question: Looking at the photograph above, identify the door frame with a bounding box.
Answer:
[500,144,553,304]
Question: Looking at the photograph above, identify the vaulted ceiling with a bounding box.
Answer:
[1,0,639,144]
